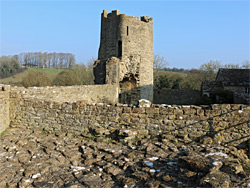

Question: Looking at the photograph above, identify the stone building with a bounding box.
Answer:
[94,10,153,105]
[201,68,250,104]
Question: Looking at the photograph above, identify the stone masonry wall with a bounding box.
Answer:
[0,85,10,133]
[9,92,250,147]
[11,84,118,103]
[154,89,201,105]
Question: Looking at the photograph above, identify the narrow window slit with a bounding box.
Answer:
[118,41,122,57]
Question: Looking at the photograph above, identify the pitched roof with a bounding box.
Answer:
[216,68,250,86]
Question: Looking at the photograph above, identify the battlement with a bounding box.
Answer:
[141,16,153,22]
[102,9,120,18]
[102,10,152,23]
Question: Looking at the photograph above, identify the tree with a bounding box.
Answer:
[68,54,76,68]
[183,72,203,90]
[154,55,168,87]
[155,74,170,89]
[85,58,95,84]
[42,52,48,69]
[154,54,168,70]
[223,63,240,69]
[242,60,250,69]
[171,78,182,89]
[47,53,52,68]
[199,60,221,81]
[0,56,22,77]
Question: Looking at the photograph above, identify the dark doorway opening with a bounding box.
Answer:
[119,76,138,104]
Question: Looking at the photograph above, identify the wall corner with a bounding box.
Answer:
[0,85,11,133]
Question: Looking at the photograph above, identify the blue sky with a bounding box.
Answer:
[0,0,249,69]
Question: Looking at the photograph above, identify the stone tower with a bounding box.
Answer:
[94,10,153,104]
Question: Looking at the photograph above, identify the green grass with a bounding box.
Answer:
[0,68,65,86]
[41,130,49,135]
[0,127,9,137]
[156,70,188,78]
[83,136,98,142]
[0,132,5,137]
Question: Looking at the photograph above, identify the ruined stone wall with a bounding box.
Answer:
[11,84,118,103]
[9,93,250,147]
[154,89,201,105]
[0,85,10,133]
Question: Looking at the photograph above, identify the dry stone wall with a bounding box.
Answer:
[1,84,249,147]
[0,85,10,133]
[154,89,201,105]
[9,92,250,147]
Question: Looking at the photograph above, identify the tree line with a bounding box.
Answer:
[153,56,250,91]
[15,52,76,69]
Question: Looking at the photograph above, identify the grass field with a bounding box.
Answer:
[0,68,65,86]
[156,70,187,78]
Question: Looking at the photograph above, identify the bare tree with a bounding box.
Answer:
[47,53,52,68]
[42,52,48,69]
[242,60,250,69]
[199,60,221,81]
[153,54,168,70]
[153,55,168,87]
[223,63,240,69]
[68,54,76,68]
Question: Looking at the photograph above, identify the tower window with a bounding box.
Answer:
[118,40,122,57]
[127,26,129,36]
[245,87,249,94]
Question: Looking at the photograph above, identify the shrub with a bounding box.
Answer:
[195,95,214,105]
[72,65,94,85]
[212,90,234,104]
[22,72,51,87]
[52,66,94,86]
[52,70,79,86]
[154,74,170,89]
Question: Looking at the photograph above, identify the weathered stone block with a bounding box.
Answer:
[145,108,159,114]
[132,107,146,114]
[123,107,132,113]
